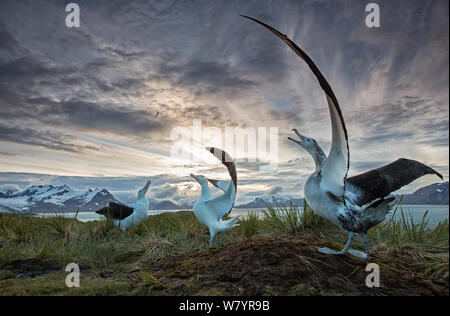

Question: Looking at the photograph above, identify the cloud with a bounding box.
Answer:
[0,57,164,136]
[152,184,179,199]
[0,123,98,153]
[0,0,447,195]
[0,23,21,59]
[159,59,256,96]
[0,183,21,193]
[0,151,17,157]
[41,98,163,135]
[267,185,283,195]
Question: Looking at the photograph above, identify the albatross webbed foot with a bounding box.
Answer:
[316,247,369,259]
[347,249,370,260]
[316,247,347,255]
[317,232,371,260]
[348,233,370,260]
[316,232,355,256]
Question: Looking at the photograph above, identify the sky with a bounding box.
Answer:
[0,0,448,205]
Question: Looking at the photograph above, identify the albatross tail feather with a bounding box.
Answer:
[358,197,396,233]
[219,215,240,232]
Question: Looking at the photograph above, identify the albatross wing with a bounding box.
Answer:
[206,147,237,190]
[96,202,134,220]
[206,179,231,192]
[241,15,350,198]
[204,147,237,219]
[346,158,443,206]
[205,191,236,220]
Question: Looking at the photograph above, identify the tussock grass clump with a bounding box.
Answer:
[0,213,41,243]
[239,212,260,238]
[139,234,173,264]
[300,200,330,233]
[262,202,302,235]
[366,205,449,281]
[138,211,211,251]
[371,207,449,250]
[261,201,331,235]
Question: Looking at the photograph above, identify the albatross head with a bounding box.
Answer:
[288,129,318,150]
[190,173,208,185]
[288,129,326,168]
[137,180,151,199]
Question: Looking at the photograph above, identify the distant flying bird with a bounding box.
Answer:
[190,147,240,247]
[96,180,151,231]
[155,112,159,118]
[242,16,443,259]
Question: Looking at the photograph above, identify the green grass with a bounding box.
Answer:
[0,202,448,295]
[300,200,330,233]
[239,211,260,238]
[262,202,302,235]
[261,201,331,235]
[371,207,449,250]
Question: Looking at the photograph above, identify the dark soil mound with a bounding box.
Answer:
[147,236,448,296]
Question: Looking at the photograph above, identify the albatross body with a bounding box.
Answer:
[96,180,151,231]
[191,147,240,247]
[242,16,443,259]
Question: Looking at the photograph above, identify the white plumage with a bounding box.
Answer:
[191,147,240,247]
[243,15,443,259]
[96,180,151,231]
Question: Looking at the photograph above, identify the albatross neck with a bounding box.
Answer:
[309,145,327,172]
[199,182,212,200]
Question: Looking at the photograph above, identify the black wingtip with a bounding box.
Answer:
[239,15,280,33]
[240,15,260,25]
[207,178,220,188]
[206,147,237,189]
[240,15,267,26]
[240,13,350,176]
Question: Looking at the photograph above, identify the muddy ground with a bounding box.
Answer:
[134,235,449,296]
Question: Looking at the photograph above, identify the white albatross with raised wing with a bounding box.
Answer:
[242,15,443,259]
[191,147,240,247]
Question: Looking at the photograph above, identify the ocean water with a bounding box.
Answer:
[37,205,449,228]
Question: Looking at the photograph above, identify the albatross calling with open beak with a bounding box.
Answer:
[242,15,443,259]
[96,180,151,231]
[191,147,240,247]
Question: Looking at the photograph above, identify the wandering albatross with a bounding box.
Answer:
[96,180,151,231]
[241,15,443,259]
[191,147,240,247]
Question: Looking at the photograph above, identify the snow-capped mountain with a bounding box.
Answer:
[0,182,446,215]
[0,185,118,214]
[235,196,304,209]
[394,182,449,205]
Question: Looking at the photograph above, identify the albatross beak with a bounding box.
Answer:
[292,129,306,141]
[190,173,199,182]
[288,129,306,145]
[143,180,151,192]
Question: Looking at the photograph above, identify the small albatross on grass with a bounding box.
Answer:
[191,147,240,247]
[241,15,444,259]
[96,180,151,231]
